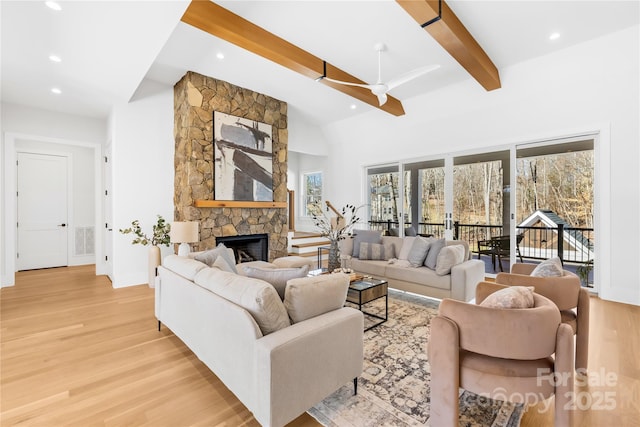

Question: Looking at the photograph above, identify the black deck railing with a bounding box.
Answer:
[368,220,594,265]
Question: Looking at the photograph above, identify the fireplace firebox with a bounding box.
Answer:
[216,234,268,263]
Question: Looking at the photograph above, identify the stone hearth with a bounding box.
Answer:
[173,71,289,261]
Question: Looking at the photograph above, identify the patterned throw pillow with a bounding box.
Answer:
[351,230,383,257]
[359,242,395,261]
[480,286,536,309]
[530,257,564,277]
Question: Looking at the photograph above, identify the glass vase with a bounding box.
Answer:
[328,239,341,272]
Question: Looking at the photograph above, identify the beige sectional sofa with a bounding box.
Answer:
[340,235,484,302]
[156,253,363,427]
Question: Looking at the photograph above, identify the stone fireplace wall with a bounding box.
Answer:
[173,71,289,260]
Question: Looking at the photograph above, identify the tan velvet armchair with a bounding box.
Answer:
[496,263,590,372]
[429,282,574,427]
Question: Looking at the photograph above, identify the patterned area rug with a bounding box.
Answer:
[308,289,524,426]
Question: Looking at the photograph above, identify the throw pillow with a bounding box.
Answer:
[194,267,290,335]
[404,226,417,236]
[530,257,564,277]
[397,236,417,260]
[424,238,446,269]
[435,244,466,275]
[193,248,218,266]
[243,265,310,300]
[407,236,432,267]
[284,273,350,323]
[215,243,238,274]
[193,243,238,274]
[351,230,383,258]
[359,242,395,261]
[213,255,236,273]
[480,286,536,309]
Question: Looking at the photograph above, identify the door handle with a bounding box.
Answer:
[58,223,66,227]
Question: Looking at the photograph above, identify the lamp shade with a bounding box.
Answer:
[171,221,199,257]
[170,221,199,243]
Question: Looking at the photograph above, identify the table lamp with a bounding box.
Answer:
[171,221,199,256]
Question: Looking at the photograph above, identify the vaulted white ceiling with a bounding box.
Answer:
[2,1,638,126]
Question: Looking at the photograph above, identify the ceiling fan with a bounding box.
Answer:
[321,43,440,106]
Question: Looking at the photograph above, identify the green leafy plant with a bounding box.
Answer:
[119,215,171,246]
[576,259,593,287]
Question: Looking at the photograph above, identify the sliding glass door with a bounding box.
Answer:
[364,137,595,288]
[367,164,402,235]
[403,160,446,237]
[515,138,595,288]
[452,151,509,274]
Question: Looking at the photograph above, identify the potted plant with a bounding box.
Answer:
[576,259,593,288]
[119,215,171,287]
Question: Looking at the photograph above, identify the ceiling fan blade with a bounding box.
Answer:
[324,77,373,90]
[376,92,388,106]
[386,64,440,91]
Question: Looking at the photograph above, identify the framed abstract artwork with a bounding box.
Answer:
[213,112,273,201]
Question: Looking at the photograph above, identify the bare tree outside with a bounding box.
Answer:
[367,150,593,240]
[368,172,400,222]
[419,168,445,223]
[517,151,593,227]
[453,161,503,225]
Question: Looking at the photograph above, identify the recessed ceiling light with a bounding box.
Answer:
[45,1,62,11]
[549,32,560,41]
[51,88,61,94]
[49,55,62,63]
[350,104,357,110]
[216,52,225,60]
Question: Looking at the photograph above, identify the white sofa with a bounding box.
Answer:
[341,235,484,302]
[155,255,364,427]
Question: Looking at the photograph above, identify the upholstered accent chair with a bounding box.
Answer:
[496,263,590,372]
[429,282,574,427]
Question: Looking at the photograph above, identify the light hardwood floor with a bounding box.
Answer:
[1,266,638,426]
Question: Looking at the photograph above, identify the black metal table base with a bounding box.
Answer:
[348,293,388,331]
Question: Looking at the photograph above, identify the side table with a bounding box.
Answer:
[346,278,388,331]
[317,245,330,270]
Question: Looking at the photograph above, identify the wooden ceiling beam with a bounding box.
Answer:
[181,1,405,116]
[396,0,501,91]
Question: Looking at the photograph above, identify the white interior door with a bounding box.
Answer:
[17,152,69,270]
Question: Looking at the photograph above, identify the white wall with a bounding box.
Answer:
[2,104,107,143]
[322,26,639,305]
[288,107,329,155]
[110,88,174,288]
[1,103,105,287]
